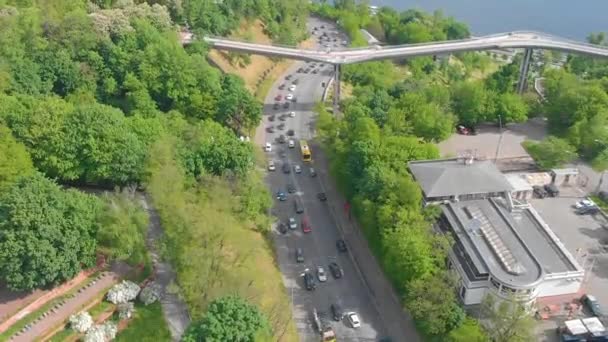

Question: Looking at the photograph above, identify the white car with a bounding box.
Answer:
[288,140,295,148]
[286,93,294,100]
[575,199,596,209]
[288,217,297,230]
[288,84,296,92]
[265,142,272,152]
[294,165,302,174]
[317,266,327,282]
[268,160,275,171]
[289,111,296,118]
[346,312,361,328]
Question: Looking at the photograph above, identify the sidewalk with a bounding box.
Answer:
[312,142,422,342]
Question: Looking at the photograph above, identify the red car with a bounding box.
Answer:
[457,125,471,135]
[301,217,311,233]
[275,94,282,101]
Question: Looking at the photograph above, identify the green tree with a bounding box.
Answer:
[447,317,488,342]
[522,136,577,169]
[485,59,520,93]
[494,93,529,124]
[481,294,535,342]
[0,125,34,191]
[182,295,271,342]
[217,74,262,132]
[451,81,496,127]
[0,173,100,290]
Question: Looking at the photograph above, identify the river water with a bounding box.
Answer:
[372,0,608,40]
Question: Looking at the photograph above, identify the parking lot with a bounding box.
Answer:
[530,194,608,340]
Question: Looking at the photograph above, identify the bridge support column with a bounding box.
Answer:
[517,48,533,94]
[333,64,341,115]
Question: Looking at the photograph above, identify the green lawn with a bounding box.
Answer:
[115,302,171,342]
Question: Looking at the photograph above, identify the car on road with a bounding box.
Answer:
[282,162,291,174]
[582,294,604,317]
[285,74,292,80]
[283,102,290,109]
[278,222,287,234]
[288,139,295,148]
[268,160,275,171]
[286,93,294,101]
[278,123,285,130]
[265,142,272,152]
[336,239,347,252]
[574,199,596,209]
[292,79,299,85]
[301,216,311,233]
[266,126,275,133]
[346,312,361,328]
[289,111,296,118]
[278,83,285,90]
[287,182,296,193]
[310,168,317,177]
[278,113,287,121]
[303,271,316,291]
[287,129,295,136]
[329,262,343,279]
[294,164,302,173]
[296,248,304,263]
[331,303,343,321]
[533,185,548,198]
[294,197,304,214]
[288,84,296,91]
[276,190,287,201]
[288,217,297,230]
[304,68,311,73]
[317,266,327,282]
[297,67,304,73]
[268,114,275,122]
[273,103,280,110]
[277,134,286,144]
[544,183,560,197]
[275,94,282,101]
[279,149,287,159]
[317,192,327,201]
[312,69,318,74]
[577,206,600,215]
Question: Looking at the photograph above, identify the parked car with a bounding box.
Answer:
[296,248,304,263]
[456,125,471,135]
[275,94,282,101]
[288,217,297,230]
[317,192,327,201]
[582,294,604,317]
[277,222,287,234]
[301,216,311,233]
[329,262,343,279]
[268,160,275,171]
[331,303,343,321]
[336,239,347,252]
[266,126,275,133]
[278,84,285,90]
[317,266,327,282]
[288,84,296,92]
[303,271,316,291]
[533,185,548,199]
[577,206,600,215]
[544,183,560,197]
[264,142,272,152]
[286,93,294,101]
[574,199,596,209]
[346,312,361,328]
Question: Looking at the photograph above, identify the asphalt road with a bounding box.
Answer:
[260,17,420,342]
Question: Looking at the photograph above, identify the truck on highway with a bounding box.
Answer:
[557,317,608,341]
[312,308,336,342]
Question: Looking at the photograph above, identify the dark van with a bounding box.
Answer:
[294,197,304,214]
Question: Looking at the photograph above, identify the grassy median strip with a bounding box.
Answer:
[115,302,171,342]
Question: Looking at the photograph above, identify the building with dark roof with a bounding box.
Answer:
[409,158,584,305]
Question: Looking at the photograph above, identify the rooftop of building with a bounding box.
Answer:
[442,198,579,288]
[505,173,533,192]
[408,158,513,198]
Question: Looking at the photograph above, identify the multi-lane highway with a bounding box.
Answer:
[201,31,608,64]
[259,18,420,342]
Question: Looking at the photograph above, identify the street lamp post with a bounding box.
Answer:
[494,114,504,163]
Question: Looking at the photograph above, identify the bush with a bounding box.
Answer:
[106,280,141,304]
[69,311,93,333]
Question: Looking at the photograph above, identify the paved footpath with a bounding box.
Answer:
[312,141,422,342]
[11,271,120,342]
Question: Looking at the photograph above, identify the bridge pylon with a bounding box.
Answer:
[517,48,533,94]
[333,64,341,115]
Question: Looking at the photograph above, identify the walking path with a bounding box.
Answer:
[141,195,190,341]
[10,269,123,342]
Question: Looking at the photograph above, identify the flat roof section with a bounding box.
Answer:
[443,198,544,288]
[409,158,513,198]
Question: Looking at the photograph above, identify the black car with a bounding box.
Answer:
[278,84,285,90]
[331,303,343,321]
[277,134,286,143]
[317,192,327,201]
[287,182,296,193]
[533,185,548,199]
[266,126,275,133]
[285,74,292,80]
[279,114,287,121]
[577,206,600,215]
[297,67,304,73]
[283,102,290,109]
[292,79,299,85]
[329,262,343,279]
[544,183,559,197]
[336,239,347,252]
[296,248,304,263]
[582,294,604,317]
[287,129,295,136]
[303,69,310,74]
[278,222,287,234]
[304,271,316,291]
[282,163,291,174]
[278,123,286,130]
[273,103,280,110]
[312,69,318,74]
[268,114,275,122]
